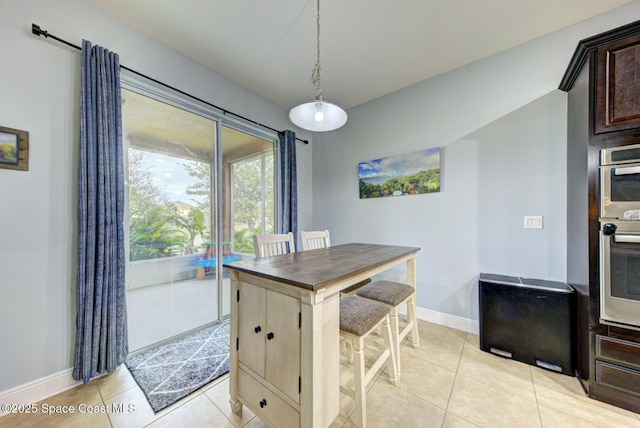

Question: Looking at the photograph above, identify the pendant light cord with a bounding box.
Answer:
[287,0,347,131]
[311,0,322,100]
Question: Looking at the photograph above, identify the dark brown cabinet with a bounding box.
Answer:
[562,20,640,414]
[596,33,640,134]
[596,335,640,398]
[597,334,640,367]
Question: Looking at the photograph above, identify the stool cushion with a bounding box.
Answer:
[340,296,390,337]
[357,281,414,307]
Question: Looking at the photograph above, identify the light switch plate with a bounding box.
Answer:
[524,216,543,229]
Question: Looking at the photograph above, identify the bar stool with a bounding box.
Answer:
[356,280,419,377]
[340,295,398,428]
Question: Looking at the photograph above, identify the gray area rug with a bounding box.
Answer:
[126,320,230,412]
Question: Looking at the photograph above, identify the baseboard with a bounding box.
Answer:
[415,306,479,335]
[0,368,80,413]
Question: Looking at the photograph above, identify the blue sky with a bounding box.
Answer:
[139,150,207,205]
[0,131,17,147]
[358,147,440,185]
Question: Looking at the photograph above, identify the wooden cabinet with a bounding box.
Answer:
[595,335,640,399]
[597,335,640,368]
[237,282,266,377]
[562,19,640,414]
[236,281,301,427]
[237,369,300,428]
[596,33,640,134]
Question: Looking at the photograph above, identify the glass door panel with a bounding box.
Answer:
[123,88,219,351]
[219,125,275,318]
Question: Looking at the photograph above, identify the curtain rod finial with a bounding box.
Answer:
[32,24,48,38]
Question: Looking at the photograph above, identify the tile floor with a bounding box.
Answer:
[2,320,640,428]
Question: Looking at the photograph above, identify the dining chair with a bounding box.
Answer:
[300,229,331,250]
[253,232,296,258]
[356,280,420,378]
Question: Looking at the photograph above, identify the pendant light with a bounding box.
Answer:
[289,0,347,132]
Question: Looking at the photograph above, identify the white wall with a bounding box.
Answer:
[0,0,313,394]
[311,2,640,325]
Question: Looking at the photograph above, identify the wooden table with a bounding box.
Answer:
[224,243,420,428]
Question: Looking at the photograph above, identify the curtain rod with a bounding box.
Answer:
[31,24,309,144]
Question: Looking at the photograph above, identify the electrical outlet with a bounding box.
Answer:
[524,216,543,229]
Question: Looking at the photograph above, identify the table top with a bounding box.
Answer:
[224,243,420,291]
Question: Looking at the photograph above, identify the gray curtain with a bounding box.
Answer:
[278,130,298,239]
[73,40,127,382]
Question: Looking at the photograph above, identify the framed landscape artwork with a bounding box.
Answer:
[358,147,440,199]
[0,126,29,171]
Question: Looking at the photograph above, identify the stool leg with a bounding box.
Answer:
[382,315,398,386]
[389,306,401,378]
[408,295,420,348]
[353,336,366,428]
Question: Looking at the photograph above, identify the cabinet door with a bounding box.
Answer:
[596,33,640,134]
[265,290,301,403]
[237,282,266,377]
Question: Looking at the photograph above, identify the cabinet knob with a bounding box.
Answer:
[267,332,275,340]
[259,398,267,408]
[254,325,262,333]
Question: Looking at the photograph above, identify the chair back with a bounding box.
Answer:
[300,230,331,250]
[253,232,296,257]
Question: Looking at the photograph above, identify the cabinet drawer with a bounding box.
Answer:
[596,360,640,396]
[238,369,299,428]
[596,335,640,368]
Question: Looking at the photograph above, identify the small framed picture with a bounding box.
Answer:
[0,126,29,171]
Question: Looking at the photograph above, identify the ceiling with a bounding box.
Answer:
[85,0,632,111]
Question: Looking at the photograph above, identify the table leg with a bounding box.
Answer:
[300,290,340,428]
[229,272,241,413]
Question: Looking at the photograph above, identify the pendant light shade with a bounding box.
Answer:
[289,0,347,132]
[289,98,347,132]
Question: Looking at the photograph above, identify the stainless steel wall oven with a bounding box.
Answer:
[600,144,640,330]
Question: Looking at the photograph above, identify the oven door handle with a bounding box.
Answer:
[614,166,640,176]
[614,234,640,243]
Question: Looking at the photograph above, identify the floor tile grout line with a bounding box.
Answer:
[95,376,117,428]
[529,365,545,428]
[457,339,546,404]
[201,377,258,428]
[200,388,237,427]
[532,379,640,427]
[366,332,466,427]
[142,389,205,428]
[438,331,476,428]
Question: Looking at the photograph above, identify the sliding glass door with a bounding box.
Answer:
[217,125,275,319]
[122,85,275,352]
